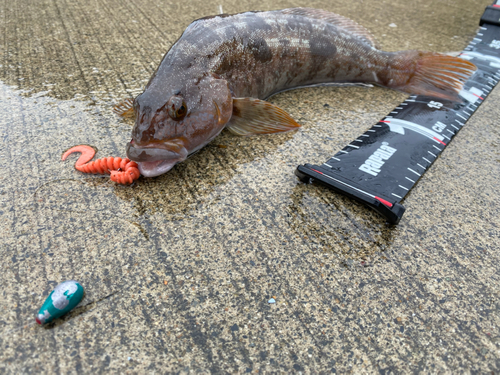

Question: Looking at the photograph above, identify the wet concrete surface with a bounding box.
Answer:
[1,0,499,372]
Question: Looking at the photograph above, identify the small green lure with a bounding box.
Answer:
[36,280,84,325]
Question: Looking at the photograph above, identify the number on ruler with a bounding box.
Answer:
[489,40,500,49]
[427,101,443,109]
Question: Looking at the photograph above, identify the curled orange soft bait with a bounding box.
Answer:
[62,145,140,185]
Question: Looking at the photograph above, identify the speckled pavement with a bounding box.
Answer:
[1,0,499,373]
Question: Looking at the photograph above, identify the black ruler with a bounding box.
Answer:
[295,2,500,224]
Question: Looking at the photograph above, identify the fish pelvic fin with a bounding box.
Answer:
[387,51,477,101]
[226,98,301,136]
[113,98,135,117]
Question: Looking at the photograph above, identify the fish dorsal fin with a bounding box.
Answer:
[226,98,301,136]
[280,7,378,47]
[113,98,135,117]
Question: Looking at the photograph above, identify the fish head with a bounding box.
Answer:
[126,75,233,177]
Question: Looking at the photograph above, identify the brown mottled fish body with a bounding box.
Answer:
[126,8,476,177]
[186,10,380,99]
[194,12,407,98]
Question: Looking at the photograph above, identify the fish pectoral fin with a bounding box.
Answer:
[227,98,301,136]
[113,98,135,118]
[281,8,378,47]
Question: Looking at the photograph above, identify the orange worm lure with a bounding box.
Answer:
[62,145,140,185]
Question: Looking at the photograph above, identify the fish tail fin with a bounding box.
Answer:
[386,51,477,101]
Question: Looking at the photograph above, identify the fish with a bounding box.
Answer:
[122,7,476,177]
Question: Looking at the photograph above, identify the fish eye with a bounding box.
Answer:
[167,95,187,120]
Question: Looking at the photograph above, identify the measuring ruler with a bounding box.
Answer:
[295,1,500,224]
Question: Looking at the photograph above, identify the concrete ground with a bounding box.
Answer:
[1,0,499,372]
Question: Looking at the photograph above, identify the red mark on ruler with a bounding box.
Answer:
[433,137,446,145]
[375,196,393,207]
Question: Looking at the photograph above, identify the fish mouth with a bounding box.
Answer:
[126,140,188,177]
